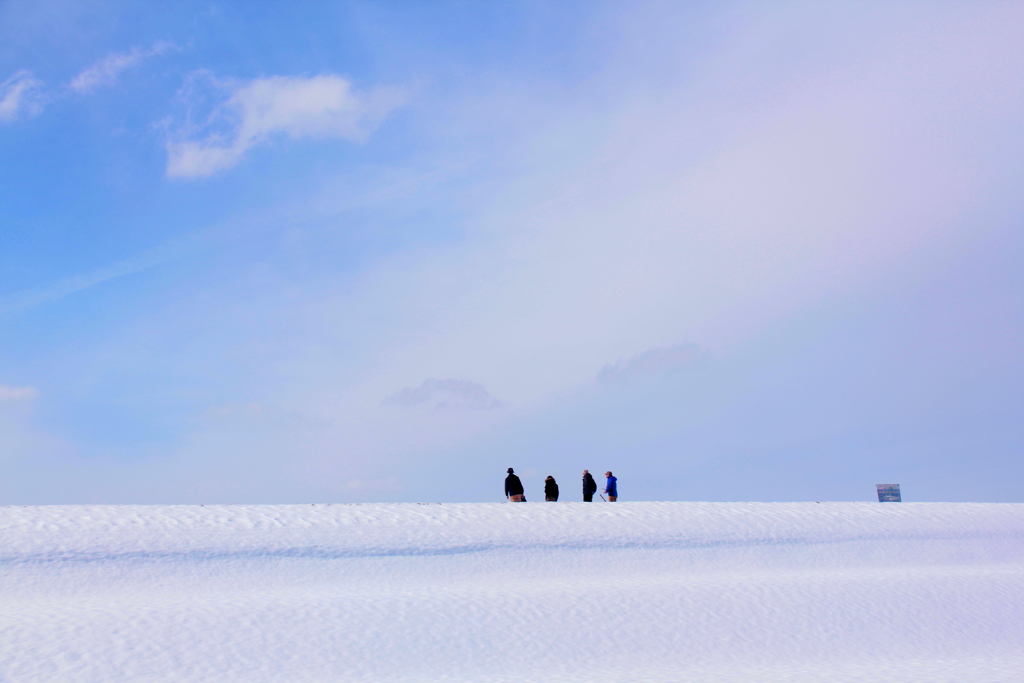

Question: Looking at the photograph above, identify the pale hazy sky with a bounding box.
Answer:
[2,1,1022,503]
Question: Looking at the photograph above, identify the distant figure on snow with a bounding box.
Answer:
[544,476,559,502]
[604,471,618,502]
[582,470,597,502]
[505,468,526,502]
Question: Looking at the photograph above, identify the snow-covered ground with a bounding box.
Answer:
[1,502,1022,682]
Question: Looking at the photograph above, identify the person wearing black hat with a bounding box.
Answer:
[505,468,525,502]
[544,476,559,501]
[582,469,597,502]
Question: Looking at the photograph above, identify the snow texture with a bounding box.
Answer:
[1,502,1022,682]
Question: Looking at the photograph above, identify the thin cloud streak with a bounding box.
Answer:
[0,239,193,316]
[69,42,176,94]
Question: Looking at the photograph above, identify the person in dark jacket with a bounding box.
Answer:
[544,476,559,501]
[505,468,525,502]
[604,471,618,502]
[582,470,597,502]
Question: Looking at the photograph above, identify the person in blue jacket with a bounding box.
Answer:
[604,471,618,502]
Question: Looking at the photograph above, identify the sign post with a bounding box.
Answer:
[876,484,901,502]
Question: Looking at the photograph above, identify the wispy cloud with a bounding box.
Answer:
[386,379,503,410]
[0,70,44,122]
[69,42,176,94]
[598,344,707,383]
[165,73,407,178]
[2,42,174,124]
[0,237,194,316]
[0,386,39,401]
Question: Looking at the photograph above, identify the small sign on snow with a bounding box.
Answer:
[876,484,901,502]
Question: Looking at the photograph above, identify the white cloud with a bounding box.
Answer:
[598,344,707,383]
[0,70,44,122]
[0,385,39,401]
[70,42,175,94]
[165,74,407,178]
[386,379,502,410]
[1,42,173,125]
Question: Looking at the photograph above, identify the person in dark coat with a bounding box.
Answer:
[582,470,597,502]
[505,468,525,502]
[604,471,618,502]
[544,476,559,501]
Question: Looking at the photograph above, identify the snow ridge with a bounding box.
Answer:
[1,502,1022,682]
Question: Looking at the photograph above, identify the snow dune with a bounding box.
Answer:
[1,502,1022,682]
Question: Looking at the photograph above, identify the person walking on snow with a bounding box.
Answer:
[505,468,526,502]
[582,470,597,502]
[544,476,559,501]
[604,471,618,502]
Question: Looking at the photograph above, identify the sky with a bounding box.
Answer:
[1,0,1022,505]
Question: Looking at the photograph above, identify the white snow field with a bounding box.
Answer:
[1,502,1023,683]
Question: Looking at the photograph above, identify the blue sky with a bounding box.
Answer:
[1,1,1022,504]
